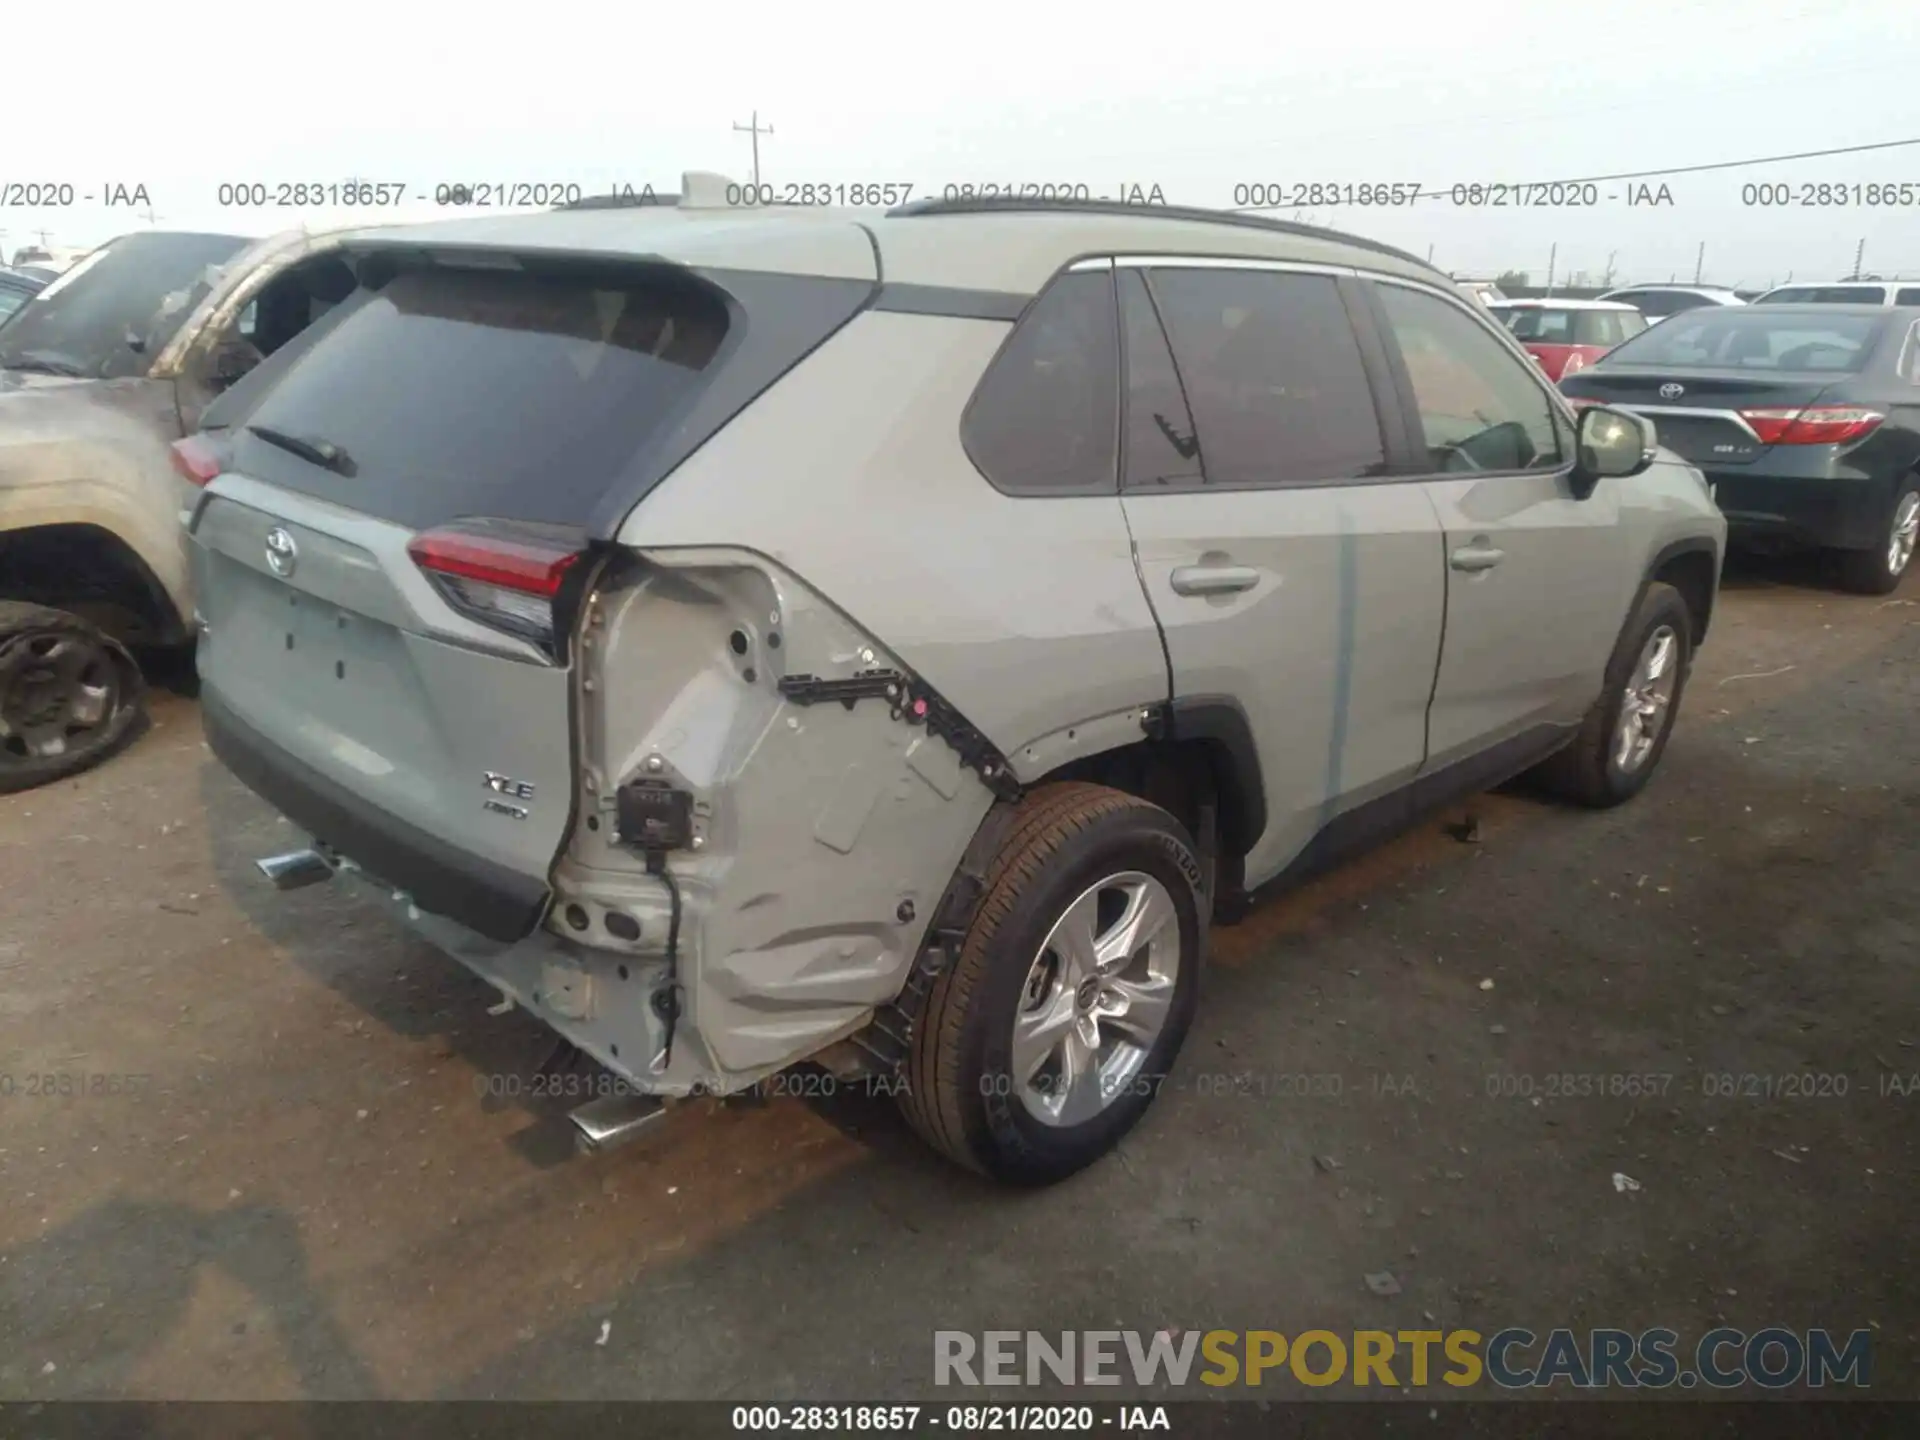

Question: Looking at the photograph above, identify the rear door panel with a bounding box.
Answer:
[1114,261,1446,888]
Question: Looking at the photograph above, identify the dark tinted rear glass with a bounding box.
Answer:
[1605,310,1882,371]
[962,271,1119,495]
[230,264,732,529]
[0,231,248,379]
[1896,288,1920,306]
[1147,268,1387,485]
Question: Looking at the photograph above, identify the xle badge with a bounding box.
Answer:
[484,771,534,819]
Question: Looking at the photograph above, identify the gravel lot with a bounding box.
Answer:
[2,560,1915,1401]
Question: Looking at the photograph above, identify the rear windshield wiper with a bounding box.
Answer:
[246,424,358,477]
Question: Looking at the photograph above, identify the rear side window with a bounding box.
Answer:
[962,271,1119,495]
[1898,288,1920,306]
[1374,282,1563,473]
[1145,267,1388,485]
[1117,270,1203,489]
[229,264,730,529]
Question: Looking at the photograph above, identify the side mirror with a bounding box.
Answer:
[1570,405,1655,497]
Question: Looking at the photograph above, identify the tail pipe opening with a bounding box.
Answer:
[255,848,336,891]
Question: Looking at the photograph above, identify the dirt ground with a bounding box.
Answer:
[1,558,1915,1402]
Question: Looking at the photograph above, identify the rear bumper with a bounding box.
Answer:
[1706,469,1890,551]
[202,688,549,943]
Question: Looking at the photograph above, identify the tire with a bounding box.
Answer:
[1834,481,1919,596]
[0,601,148,795]
[897,782,1207,1185]
[1530,581,1693,809]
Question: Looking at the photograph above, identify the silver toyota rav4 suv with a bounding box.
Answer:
[181,191,1726,1185]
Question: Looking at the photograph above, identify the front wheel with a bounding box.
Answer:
[0,601,148,794]
[1529,581,1693,808]
[898,783,1206,1185]
[1835,481,1918,596]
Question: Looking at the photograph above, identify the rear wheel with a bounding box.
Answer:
[0,602,148,794]
[1835,481,1918,595]
[898,783,1206,1185]
[1530,582,1692,808]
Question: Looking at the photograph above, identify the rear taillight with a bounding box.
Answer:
[1738,406,1885,446]
[408,521,585,656]
[170,434,230,487]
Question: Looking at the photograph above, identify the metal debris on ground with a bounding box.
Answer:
[1612,1172,1642,1193]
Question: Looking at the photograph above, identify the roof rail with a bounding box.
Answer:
[884,195,1441,274]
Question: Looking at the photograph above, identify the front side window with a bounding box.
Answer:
[962,271,1119,495]
[1374,282,1562,473]
[1145,267,1388,485]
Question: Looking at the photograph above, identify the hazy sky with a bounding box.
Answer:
[6,0,1916,287]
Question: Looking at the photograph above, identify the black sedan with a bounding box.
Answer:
[1560,303,1920,593]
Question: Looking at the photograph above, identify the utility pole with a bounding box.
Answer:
[1545,242,1557,295]
[732,111,774,190]
[1693,242,1705,284]
[1851,238,1865,279]
[1603,250,1618,287]
[1425,243,1434,264]
[33,228,52,248]
[138,205,160,226]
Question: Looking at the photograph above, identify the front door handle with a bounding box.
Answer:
[1449,542,1506,573]
[1170,564,1260,597]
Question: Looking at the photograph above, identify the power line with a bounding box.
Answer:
[1230,136,1920,212]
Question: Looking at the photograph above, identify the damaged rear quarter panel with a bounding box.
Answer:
[562,548,995,1082]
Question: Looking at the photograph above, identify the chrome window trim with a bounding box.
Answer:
[1107,254,1359,278]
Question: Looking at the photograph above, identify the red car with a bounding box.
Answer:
[1489,299,1648,381]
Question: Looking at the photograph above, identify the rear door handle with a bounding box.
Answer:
[1169,565,1261,597]
[1449,542,1505,573]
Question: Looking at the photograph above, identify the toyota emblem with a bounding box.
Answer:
[265,526,299,578]
[1658,383,1685,399]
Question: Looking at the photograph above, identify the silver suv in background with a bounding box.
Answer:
[183,194,1725,1184]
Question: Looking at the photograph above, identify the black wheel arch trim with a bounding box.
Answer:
[1643,534,1723,644]
[1146,695,1267,857]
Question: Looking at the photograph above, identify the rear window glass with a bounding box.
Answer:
[1606,311,1882,371]
[1759,285,1886,304]
[230,264,731,528]
[1508,308,1578,343]
[1896,288,1920,306]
